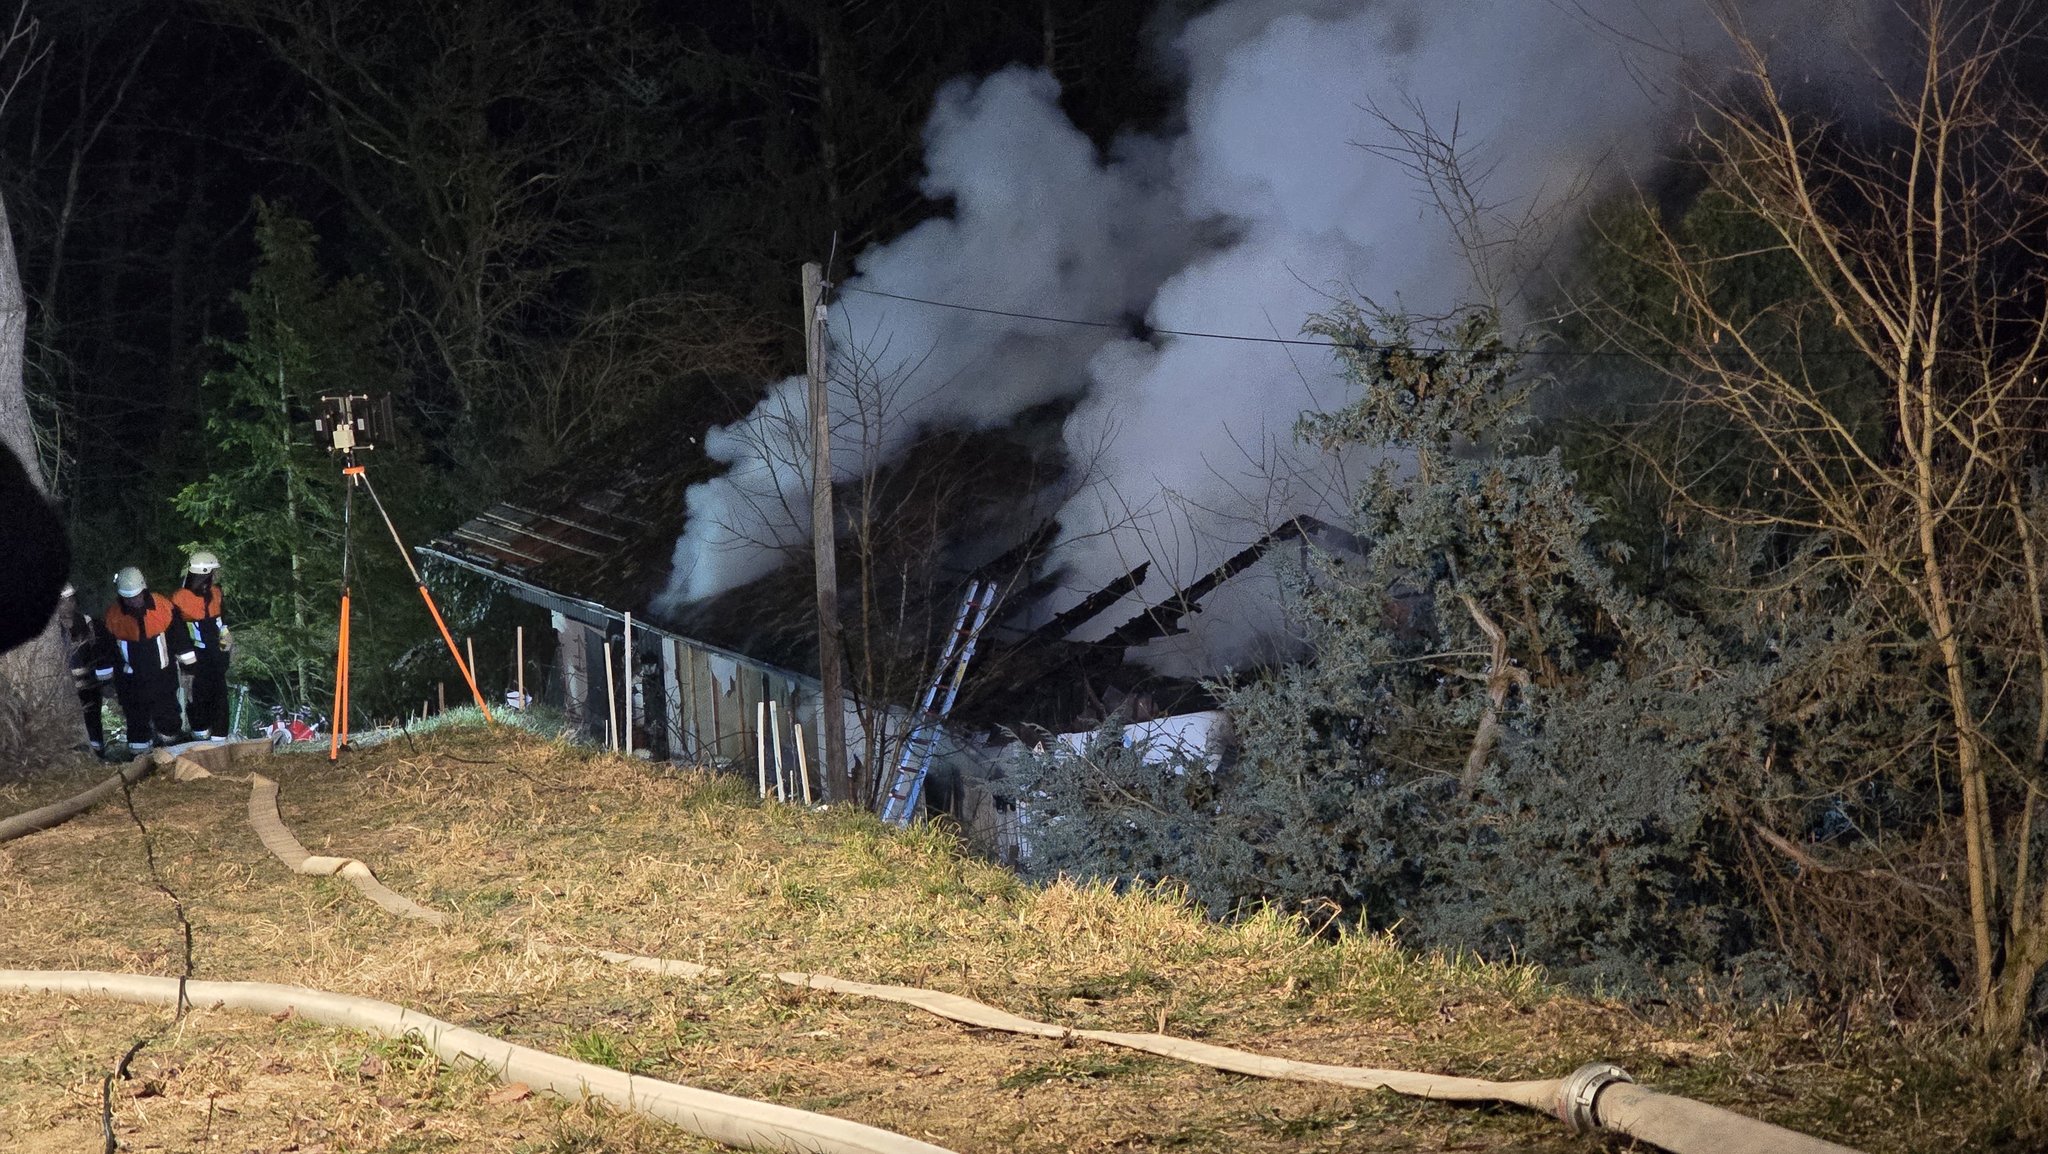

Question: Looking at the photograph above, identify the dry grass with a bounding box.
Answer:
[0,724,2038,1153]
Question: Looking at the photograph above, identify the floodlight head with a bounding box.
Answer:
[313,394,395,453]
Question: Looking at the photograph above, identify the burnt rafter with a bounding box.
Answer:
[981,520,1060,576]
[1094,515,1348,650]
[1027,560,1151,643]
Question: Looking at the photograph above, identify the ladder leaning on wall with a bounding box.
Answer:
[879,580,1002,826]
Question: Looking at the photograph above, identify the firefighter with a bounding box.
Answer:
[171,550,233,740]
[58,584,111,756]
[100,566,194,755]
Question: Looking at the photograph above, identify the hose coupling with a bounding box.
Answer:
[1554,1062,1633,1134]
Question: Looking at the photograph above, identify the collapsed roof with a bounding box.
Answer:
[421,426,1357,734]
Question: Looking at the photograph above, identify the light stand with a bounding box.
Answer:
[315,395,493,762]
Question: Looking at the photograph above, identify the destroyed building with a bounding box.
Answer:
[420,419,1357,852]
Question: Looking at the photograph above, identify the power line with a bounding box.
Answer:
[837,284,1877,362]
[844,284,1382,349]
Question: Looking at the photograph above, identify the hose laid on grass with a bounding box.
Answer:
[0,753,163,844]
[0,740,275,846]
[589,948,1861,1154]
[0,970,957,1154]
[4,743,1860,1153]
[245,773,448,926]
[0,743,446,926]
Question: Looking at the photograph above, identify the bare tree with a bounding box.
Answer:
[696,335,1081,809]
[1588,0,2048,1049]
[0,5,73,768]
[209,0,741,486]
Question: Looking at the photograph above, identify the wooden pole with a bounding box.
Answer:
[602,639,619,752]
[769,699,787,803]
[794,721,813,806]
[437,681,446,715]
[515,625,525,710]
[755,701,769,799]
[622,612,635,759]
[804,262,850,802]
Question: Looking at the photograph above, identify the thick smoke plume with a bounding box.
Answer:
[661,0,1877,673]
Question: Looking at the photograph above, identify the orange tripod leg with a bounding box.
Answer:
[353,463,494,727]
[330,591,351,760]
[338,593,351,747]
[417,585,494,723]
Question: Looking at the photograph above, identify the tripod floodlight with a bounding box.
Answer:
[313,394,395,454]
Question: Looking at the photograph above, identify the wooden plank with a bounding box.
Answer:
[451,527,548,565]
[476,510,607,558]
[679,642,697,761]
[497,500,628,542]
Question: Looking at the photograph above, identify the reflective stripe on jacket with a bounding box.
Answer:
[172,585,225,650]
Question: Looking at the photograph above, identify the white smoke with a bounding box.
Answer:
[661,0,1878,671]
[662,68,1194,604]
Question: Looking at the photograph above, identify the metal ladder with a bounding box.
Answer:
[879,580,1001,826]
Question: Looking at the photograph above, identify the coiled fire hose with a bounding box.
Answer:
[0,741,1864,1154]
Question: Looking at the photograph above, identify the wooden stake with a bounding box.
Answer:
[804,262,849,801]
[515,625,525,709]
[755,701,769,799]
[795,722,813,806]
[437,681,446,715]
[769,699,787,803]
[602,638,619,751]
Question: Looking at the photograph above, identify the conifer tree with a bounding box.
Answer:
[175,201,391,708]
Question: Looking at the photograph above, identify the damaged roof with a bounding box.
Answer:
[421,420,1353,731]
[419,423,703,625]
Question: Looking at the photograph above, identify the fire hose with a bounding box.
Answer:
[0,752,164,844]
[0,969,956,1154]
[0,742,1866,1154]
[583,949,1861,1154]
[243,771,448,925]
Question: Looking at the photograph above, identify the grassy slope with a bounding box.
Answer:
[0,725,2037,1153]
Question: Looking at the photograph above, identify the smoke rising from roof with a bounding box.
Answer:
[659,0,1877,671]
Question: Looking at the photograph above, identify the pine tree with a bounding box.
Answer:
[175,201,391,709]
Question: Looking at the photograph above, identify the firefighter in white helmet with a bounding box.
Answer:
[100,566,194,755]
[172,550,233,740]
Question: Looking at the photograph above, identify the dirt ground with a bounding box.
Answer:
[0,725,2029,1153]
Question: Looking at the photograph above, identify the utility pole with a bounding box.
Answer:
[804,262,850,802]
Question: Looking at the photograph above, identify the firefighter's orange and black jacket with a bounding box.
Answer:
[171,583,226,656]
[98,593,195,679]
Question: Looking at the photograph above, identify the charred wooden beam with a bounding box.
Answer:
[1027,561,1151,642]
[976,519,1060,584]
[1095,517,1339,650]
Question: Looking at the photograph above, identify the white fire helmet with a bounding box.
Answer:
[114,567,147,597]
[187,550,221,576]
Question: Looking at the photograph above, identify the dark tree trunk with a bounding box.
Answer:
[0,189,82,771]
